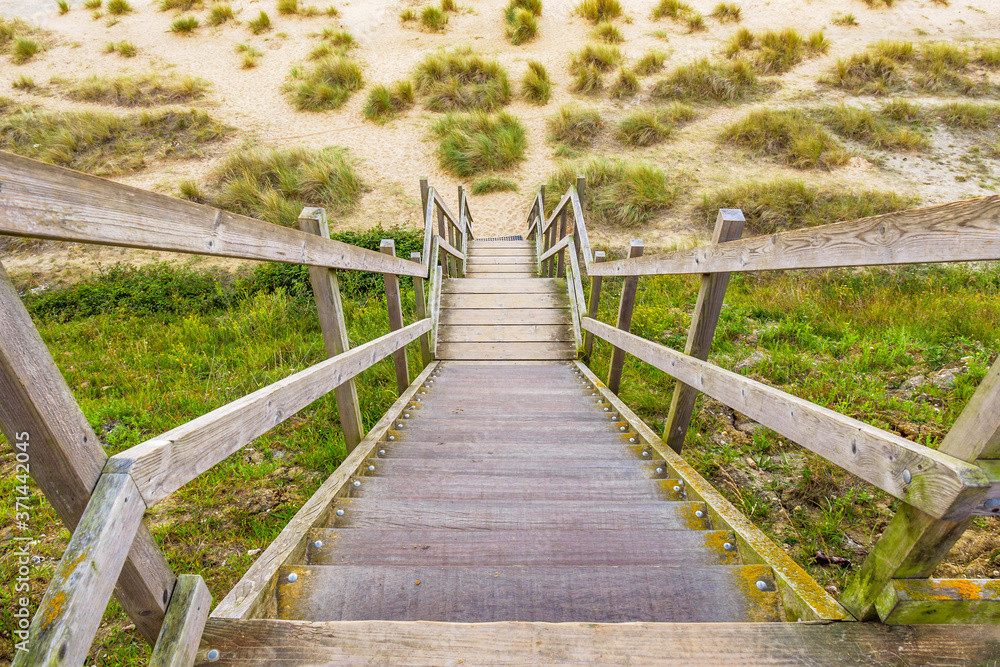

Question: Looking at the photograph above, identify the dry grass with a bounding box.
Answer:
[471,175,518,194]
[522,60,551,105]
[609,68,640,98]
[235,43,263,68]
[725,27,829,74]
[105,40,138,57]
[430,110,527,177]
[247,10,271,34]
[635,49,667,75]
[363,80,415,124]
[820,103,926,151]
[207,3,236,26]
[51,72,210,106]
[616,102,694,146]
[574,0,622,24]
[158,0,202,10]
[285,55,364,111]
[413,48,511,112]
[421,5,449,32]
[722,108,850,170]
[652,57,763,103]
[1,19,48,65]
[711,2,741,22]
[548,104,603,147]
[591,21,623,43]
[505,0,541,45]
[170,15,200,34]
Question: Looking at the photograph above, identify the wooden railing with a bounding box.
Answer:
[0,153,472,665]
[527,182,1000,625]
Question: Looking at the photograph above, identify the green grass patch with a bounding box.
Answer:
[547,104,603,148]
[831,12,857,26]
[430,110,527,178]
[58,0,71,14]
[105,40,138,57]
[652,57,763,103]
[471,175,518,194]
[698,178,916,234]
[12,74,34,90]
[725,27,829,74]
[635,49,667,75]
[574,0,621,23]
[711,2,741,22]
[159,0,202,9]
[106,0,132,15]
[1,20,49,65]
[616,102,694,147]
[0,102,229,176]
[51,72,209,106]
[722,108,850,170]
[420,5,448,31]
[522,60,551,105]
[207,3,236,25]
[285,55,364,111]
[935,101,1000,130]
[545,157,685,227]
[247,10,271,34]
[609,67,639,98]
[569,42,622,74]
[819,103,927,151]
[170,15,200,34]
[651,0,691,19]
[413,48,511,112]
[363,80,415,124]
[235,43,263,68]
[591,21,623,43]
[505,0,541,45]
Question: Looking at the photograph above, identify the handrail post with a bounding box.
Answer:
[437,205,450,278]
[411,251,433,366]
[556,207,568,278]
[381,239,410,395]
[607,240,644,395]
[299,208,365,452]
[584,250,606,358]
[576,174,586,212]
[538,185,547,275]
[458,185,467,276]
[663,209,745,453]
[420,176,429,215]
[148,575,212,667]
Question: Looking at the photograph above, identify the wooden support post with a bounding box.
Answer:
[15,473,147,666]
[556,208,568,278]
[381,239,410,395]
[539,185,548,276]
[149,575,212,667]
[457,185,467,276]
[411,251,432,366]
[576,174,586,211]
[584,250,606,358]
[437,207,450,278]
[663,209,745,453]
[0,261,174,645]
[842,354,1000,620]
[607,240,644,395]
[419,177,429,216]
[298,209,365,453]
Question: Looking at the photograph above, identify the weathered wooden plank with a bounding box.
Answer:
[664,209,745,453]
[299,208,365,453]
[583,318,990,521]
[842,354,1000,619]
[437,324,572,343]
[466,256,536,266]
[464,264,541,274]
[0,262,174,644]
[14,474,147,667]
[437,235,465,262]
[443,278,556,293]
[211,363,439,620]
[393,422,625,441]
[570,180,595,268]
[440,293,567,309]
[382,240,411,395]
[107,320,431,505]
[410,252,432,366]
[307,529,737,566]
[607,240,644,395]
[467,240,532,248]
[351,476,679,501]
[195,619,1000,666]
[876,578,1000,624]
[591,195,1000,277]
[276,565,781,623]
[575,361,854,622]
[584,251,606,357]
[0,153,424,276]
[379,442,638,460]
[539,234,571,264]
[464,247,536,257]
[463,272,539,279]
[428,263,442,358]
[149,575,212,667]
[565,234,585,350]
[436,342,577,360]
[368,458,661,478]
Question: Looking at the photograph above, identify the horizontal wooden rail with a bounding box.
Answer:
[590,196,1000,276]
[432,190,463,233]
[582,317,992,521]
[543,191,573,235]
[539,234,571,263]
[0,153,424,277]
[437,235,465,261]
[106,319,431,505]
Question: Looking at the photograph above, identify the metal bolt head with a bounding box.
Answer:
[404,414,410,418]
[336,509,345,516]
[985,498,1000,511]
[673,485,681,492]
[642,451,650,457]
[368,465,375,472]
[902,469,912,484]
[397,423,404,428]
[604,407,610,412]
[695,510,705,518]
[352,480,361,488]
[379,449,386,456]
[388,436,395,441]
[620,426,626,431]
[629,437,636,443]
[655,467,663,474]
[287,573,298,583]
[314,540,323,549]
[723,542,734,552]
[755,580,769,591]
[207,649,220,662]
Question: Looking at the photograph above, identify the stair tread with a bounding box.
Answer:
[379,442,642,459]
[350,477,683,501]
[368,458,663,478]
[275,564,782,623]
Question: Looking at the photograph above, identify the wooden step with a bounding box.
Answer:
[305,529,739,567]
[394,422,627,440]
[367,458,664,479]
[466,257,537,266]
[436,342,576,360]
[440,309,569,325]
[403,406,612,420]
[463,264,539,274]
[275,564,783,622]
[349,477,683,501]
[438,325,573,343]
[443,278,557,293]
[468,240,532,248]
[464,246,535,256]
[327,499,711,531]
[463,272,538,279]
[379,442,640,460]
[441,293,567,309]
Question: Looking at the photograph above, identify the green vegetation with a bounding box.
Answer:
[159,0,202,9]
[651,0,690,19]
[399,7,416,22]
[935,101,1000,130]
[831,12,857,26]
[12,75,34,90]
[285,54,364,111]
[635,49,667,75]
[545,157,684,227]
[711,2,741,22]
[722,108,850,170]
[819,103,926,151]
[698,178,915,234]
[170,15,200,33]
[571,64,604,94]
[505,0,541,45]
[58,0,71,15]
[2,20,47,65]
[471,175,518,194]
[685,11,705,32]
[207,3,236,25]
[725,27,829,74]
[84,0,102,8]
[105,40,138,57]
[51,72,210,106]
[521,60,551,105]
[430,111,527,177]
[248,10,271,34]
[12,36,42,64]
[609,67,639,98]
[616,102,694,146]
[106,0,132,15]
[591,21,623,43]
[277,0,299,14]
[420,5,448,31]
[574,0,622,23]
[0,101,228,176]
[547,104,603,148]
[235,43,263,68]
[362,80,415,124]
[652,57,762,103]
[413,48,511,112]
[308,28,355,60]
[568,43,622,79]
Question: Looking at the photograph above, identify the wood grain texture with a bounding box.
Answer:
[368,458,661,479]
[350,476,675,501]
[0,262,174,644]
[570,186,595,269]
[539,233,571,263]
[275,565,781,623]
[465,256,535,266]
[381,240,411,395]
[374,443,641,460]
[607,240,644,395]
[584,251,606,357]
[441,293,567,309]
[0,153,424,276]
[463,272,538,279]
[464,264,540,274]
[583,318,990,521]
[439,309,570,326]
[664,210,745,453]
[590,195,1000,277]
[306,528,737,566]
[565,234,585,350]
[435,342,576,360]
[14,474,147,667]
[467,240,531,248]
[462,248,536,257]
[437,235,465,262]
[437,325,572,343]
[410,252,432,366]
[211,363,439,620]
[107,320,431,505]
[195,619,1000,666]
[876,578,1000,624]
[149,575,212,667]
[443,279,557,294]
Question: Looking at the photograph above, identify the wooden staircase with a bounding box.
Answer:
[274,361,783,624]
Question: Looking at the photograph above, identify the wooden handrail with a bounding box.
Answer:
[438,235,465,261]
[106,319,431,505]
[539,233,571,263]
[582,317,993,521]
[589,196,1000,277]
[0,153,425,277]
